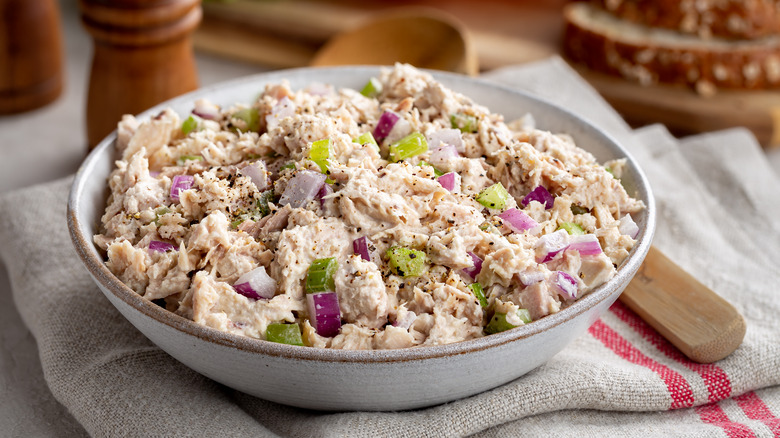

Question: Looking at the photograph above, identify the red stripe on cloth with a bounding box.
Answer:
[695,403,757,438]
[733,391,780,437]
[588,319,695,409]
[609,301,732,402]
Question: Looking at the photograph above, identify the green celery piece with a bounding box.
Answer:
[517,308,532,324]
[353,132,379,149]
[605,167,615,178]
[176,155,203,166]
[476,182,509,210]
[385,246,428,277]
[230,217,246,229]
[232,108,260,132]
[306,257,338,293]
[571,205,589,215]
[485,309,533,334]
[279,162,296,171]
[256,190,275,217]
[360,77,383,98]
[389,132,428,163]
[450,113,478,133]
[558,222,585,235]
[181,114,203,135]
[266,323,304,346]
[153,207,171,226]
[469,283,488,308]
[309,138,331,173]
[418,161,444,177]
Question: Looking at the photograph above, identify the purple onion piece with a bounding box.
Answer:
[462,251,483,279]
[266,96,296,131]
[437,172,457,192]
[517,269,545,286]
[239,161,269,191]
[317,183,334,209]
[148,240,176,253]
[554,271,578,300]
[536,229,569,263]
[427,128,463,152]
[307,292,341,337]
[521,186,555,210]
[233,266,276,300]
[279,170,326,208]
[392,310,417,330]
[170,174,194,203]
[567,234,602,256]
[429,144,459,167]
[373,111,400,142]
[353,236,372,262]
[192,99,221,120]
[498,208,539,233]
[618,214,640,239]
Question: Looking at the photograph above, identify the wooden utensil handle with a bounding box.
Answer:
[80,0,202,149]
[620,246,746,363]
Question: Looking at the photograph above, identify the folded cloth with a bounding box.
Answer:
[1,57,779,438]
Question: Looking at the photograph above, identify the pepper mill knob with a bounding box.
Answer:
[0,0,64,114]
[80,0,201,148]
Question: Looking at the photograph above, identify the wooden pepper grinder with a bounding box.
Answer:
[79,0,201,148]
[0,0,64,114]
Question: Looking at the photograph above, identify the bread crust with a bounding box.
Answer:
[590,0,780,39]
[564,3,780,93]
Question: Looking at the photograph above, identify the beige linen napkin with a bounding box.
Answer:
[1,57,779,437]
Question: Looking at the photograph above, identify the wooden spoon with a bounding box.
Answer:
[311,11,745,364]
[310,7,479,76]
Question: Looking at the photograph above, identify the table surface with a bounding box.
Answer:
[1,1,779,435]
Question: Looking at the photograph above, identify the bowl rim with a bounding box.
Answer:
[67,65,656,363]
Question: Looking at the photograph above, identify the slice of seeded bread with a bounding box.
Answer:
[590,0,780,40]
[563,2,780,95]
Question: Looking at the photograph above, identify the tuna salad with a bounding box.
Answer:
[94,64,644,350]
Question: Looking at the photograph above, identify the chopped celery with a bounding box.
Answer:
[279,162,296,171]
[360,77,383,98]
[476,182,510,210]
[306,257,338,293]
[353,132,379,149]
[231,108,260,132]
[256,190,275,217]
[153,207,171,226]
[485,309,532,334]
[176,155,203,166]
[517,309,532,324]
[469,283,488,308]
[309,138,331,173]
[558,222,585,235]
[389,132,428,163]
[605,167,615,178]
[386,246,428,277]
[230,218,245,229]
[181,114,203,135]
[418,161,444,177]
[266,323,304,346]
[450,113,478,133]
[571,205,589,215]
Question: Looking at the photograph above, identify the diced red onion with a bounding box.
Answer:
[384,117,412,145]
[567,234,603,256]
[306,82,332,96]
[498,208,539,233]
[437,172,457,192]
[317,183,333,209]
[192,99,221,120]
[522,186,555,210]
[279,170,326,208]
[427,128,463,152]
[517,269,545,286]
[373,111,400,142]
[149,171,160,178]
[307,292,341,337]
[238,161,269,191]
[429,144,459,167]
[170,174,194,203]
[462,251,483,279]
[393,310,417,330]
[353,236,373,262]
[233,266,276,300]
[536,229,569,263]
[148,240,176,253]
[618,214,640,239]
[553,271,578,300]
[266,96,295,131]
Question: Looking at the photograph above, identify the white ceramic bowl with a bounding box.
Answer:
[68,66,655,411]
